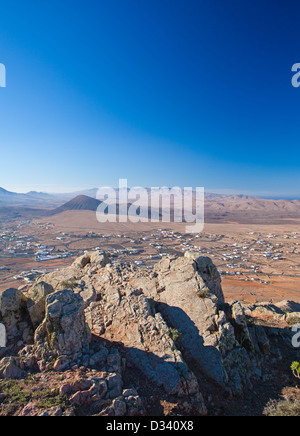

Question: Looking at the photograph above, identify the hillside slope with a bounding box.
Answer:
[49,195,102,215]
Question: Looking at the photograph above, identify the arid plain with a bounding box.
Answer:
[1,201,300,305]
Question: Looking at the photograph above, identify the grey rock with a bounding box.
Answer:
[113,399,127,416]
[73,254,91,269]
[53,355,71,372]
[107,373,122,391]
[89,348,108,368]
[26,281,54,329]
[39,406,63,417]
[185,253,224,303]
[232,302,253,350]
[34,289,91,361]
[153,255,225,385]
[255,325,270,355]
[0,288,24,339]
[0,356,24,379]
[77,284,97,309]
[85,302,105,336]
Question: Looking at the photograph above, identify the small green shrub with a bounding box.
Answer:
[169,327,182,343]
[291,362,300,379]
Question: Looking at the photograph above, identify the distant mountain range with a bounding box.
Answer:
[48,191,300,225]
[1,186,300,207]
[204,193,300,212]
[0,187,63,207]
[1,187,300,224]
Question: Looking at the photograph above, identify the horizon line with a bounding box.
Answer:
[1,185,300,201]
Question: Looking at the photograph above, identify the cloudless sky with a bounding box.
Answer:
[1,0,300,197]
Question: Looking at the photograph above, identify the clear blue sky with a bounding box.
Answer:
[0,0,300,197]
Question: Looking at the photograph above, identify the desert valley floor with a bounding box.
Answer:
[1,210,300,305]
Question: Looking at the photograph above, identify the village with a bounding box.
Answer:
[1,217,300,297]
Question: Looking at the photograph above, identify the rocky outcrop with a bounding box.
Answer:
[34,251,109,292]
[100,290,203,402]
[184,252,224,303]
[84,252,295,394]
[152,255,226,385]
[1,251,300,416]
[127,254,250,389]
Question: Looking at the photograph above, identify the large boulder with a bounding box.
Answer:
[152,255,225,385]
[0,288,24,339]
[92,254,257,390]
[0,357,24,379]
[187,253,224,304]
[99,283,205,409]
[72,251,109,270]
[34,289,91,360]
[231,302,253,350]
[130,254,260,391]
[26,281,54,329]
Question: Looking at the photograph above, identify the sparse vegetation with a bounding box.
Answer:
[32,388,69,410]
[264,365,300,418]
[60,279,77,290]
[169,327,182,344]
[0,378,70,416]
[264,398,300,416]
[264,387,300,417]
[0,379,31,415]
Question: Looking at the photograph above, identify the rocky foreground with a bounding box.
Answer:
[0,251,299,416]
